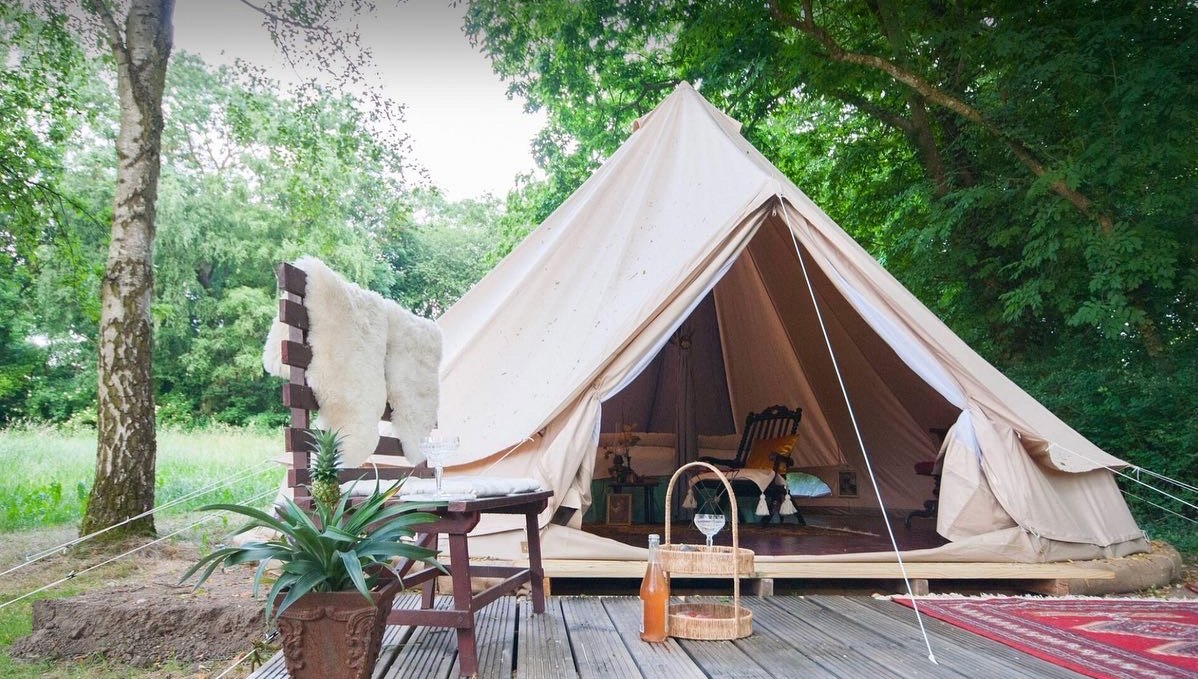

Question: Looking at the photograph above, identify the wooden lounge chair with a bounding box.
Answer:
[695,404,804,525]
[274,262,552,678]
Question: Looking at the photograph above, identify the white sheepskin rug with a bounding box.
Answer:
[263,256,441,466]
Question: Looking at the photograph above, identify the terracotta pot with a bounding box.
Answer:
[275,569,402,679]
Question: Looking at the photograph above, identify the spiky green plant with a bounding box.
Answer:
[180,480,443,621]
[308,427,343,512]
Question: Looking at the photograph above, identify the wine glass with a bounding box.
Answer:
[419,433,466,500]
[693,512,726,548]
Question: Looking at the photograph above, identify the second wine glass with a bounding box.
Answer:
[693,512,726,548]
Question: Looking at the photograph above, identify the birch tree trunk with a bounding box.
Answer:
[80,0,175,539]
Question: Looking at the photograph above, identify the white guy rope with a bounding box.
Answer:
[1120,489,1198,526]
[1136,467,1198,494]
[1,459,277,578]
[0,487,277,612]
[212,646,258,679]
[778,198,937,664]
[1035,441,1198,515]
[213,630,279,679]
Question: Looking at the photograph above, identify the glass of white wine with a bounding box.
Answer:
[693,512,727,548]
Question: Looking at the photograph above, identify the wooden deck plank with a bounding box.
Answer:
[599,597,707,679]
[674,634,776,679]
[812,596,1081,678]
[850,596,1086,678]
[741,596,936,678]
[769,596,971,678]
[249,593,1092,679]
[709,599,843,679]
[516,598,578,679]
[372,593,421,679]
[811,595,1019,677]
[379,596,457,679]
[447,596,516,679]
[558,597,643,679]
[246,654,287,679]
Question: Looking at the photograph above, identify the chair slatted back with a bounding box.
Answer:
[733,404,803,466]
[274,263,426,507]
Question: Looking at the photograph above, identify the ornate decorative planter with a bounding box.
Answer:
[275,569,402,679]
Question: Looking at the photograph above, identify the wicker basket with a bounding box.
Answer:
[659,461,754,640]
[668,601,753,641]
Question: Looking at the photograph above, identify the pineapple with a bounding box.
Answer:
[308,428,344,512]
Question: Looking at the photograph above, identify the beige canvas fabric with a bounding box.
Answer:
[434,82,1146,562]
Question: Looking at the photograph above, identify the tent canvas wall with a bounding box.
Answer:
[435,82,1147,564]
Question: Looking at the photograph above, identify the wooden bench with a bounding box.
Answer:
[274,261,552,677]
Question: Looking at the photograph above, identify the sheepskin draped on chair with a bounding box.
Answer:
[262,256,441,466]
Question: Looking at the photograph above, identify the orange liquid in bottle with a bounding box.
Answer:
[640,534,669,642]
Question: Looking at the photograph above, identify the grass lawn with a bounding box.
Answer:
[0,426,282,678]
[0,425,280,531]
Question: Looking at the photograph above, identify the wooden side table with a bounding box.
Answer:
[390,490,552,677]
[609,479,660,524]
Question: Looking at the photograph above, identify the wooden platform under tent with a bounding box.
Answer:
[248,594,1089,678]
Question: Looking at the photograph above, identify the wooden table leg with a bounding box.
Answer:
[525,509,546,614]
[447,531,478,677]
[419,532,437,609]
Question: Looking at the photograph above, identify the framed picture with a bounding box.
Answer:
[837,470,858,498]
[606,493,632,525]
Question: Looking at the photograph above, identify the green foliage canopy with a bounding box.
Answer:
[0,34,505,428]
[465,0,1197,542]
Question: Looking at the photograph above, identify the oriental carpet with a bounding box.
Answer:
[895,596,1198,679]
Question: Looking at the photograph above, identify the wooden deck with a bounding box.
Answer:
[248,594,1084,678]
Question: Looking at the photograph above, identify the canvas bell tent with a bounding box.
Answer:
[437,82,1147,564]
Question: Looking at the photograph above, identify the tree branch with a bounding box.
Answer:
[84,0,128,60]
[767,0,1112,232]
[237,0,332,32]
[235,0,373,95]
[831,90,913,134]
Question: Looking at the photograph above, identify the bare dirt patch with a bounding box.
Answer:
[6,536,268,674]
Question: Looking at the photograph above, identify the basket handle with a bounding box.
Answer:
[663,461,744,614]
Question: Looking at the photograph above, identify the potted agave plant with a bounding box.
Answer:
[181,429,442,679]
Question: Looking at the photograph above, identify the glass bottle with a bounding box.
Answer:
[639,533,669,642]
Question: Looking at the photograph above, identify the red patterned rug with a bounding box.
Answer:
[894,596,1198,679]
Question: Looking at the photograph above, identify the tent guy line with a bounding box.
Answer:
[0,458,278,579]
[0,487,278,612]
[781,198,937,664]
[1042,443,1198,514]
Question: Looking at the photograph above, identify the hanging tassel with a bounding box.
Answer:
[755,492,769,516]
[682,487,696,510]
[780,494,797,516]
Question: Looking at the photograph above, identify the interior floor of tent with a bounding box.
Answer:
[581,510,948,556]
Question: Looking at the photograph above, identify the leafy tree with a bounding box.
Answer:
[151,54,416,427]
[465,1,1198,537]
[467,1,1197,355]
[0,6,87,254]
[77,0,176,539]
[0,6,92,424]
[61,0,408,539]
[384,188,505,317]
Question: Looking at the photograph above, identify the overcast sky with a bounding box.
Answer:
[172,0,544,201]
